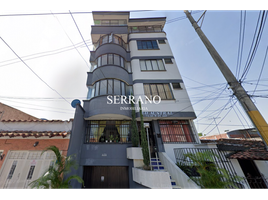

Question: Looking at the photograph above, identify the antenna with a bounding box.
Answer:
[71,99,81,108]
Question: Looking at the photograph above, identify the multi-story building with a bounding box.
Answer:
[67,11,201,189]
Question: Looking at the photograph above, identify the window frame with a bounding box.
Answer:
[164,58,173,64]
[139,59,166,71]
[137,40,159,50]
[143,83,174,100]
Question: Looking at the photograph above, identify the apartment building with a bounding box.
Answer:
[67,11,200,189]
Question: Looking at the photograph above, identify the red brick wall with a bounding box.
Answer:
[0,138,69,169]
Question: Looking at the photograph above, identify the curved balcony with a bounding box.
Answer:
[90,53,132,73]
[83,96,132,120]
[87,65,133,86]
[95,33,127,50]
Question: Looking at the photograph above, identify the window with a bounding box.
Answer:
[158,39,166,44]
[159,120,196,143]
[88,79,133,99]
[137,40,159,50]
[172,83,182,89]
[143,83,174,100]
[93,54,130,72]
[7,161,17,179]
[95,33,127,50]
[140,59,165,71]
[85,121,131,143]
[27,165,35,180]
[164,58,173,64]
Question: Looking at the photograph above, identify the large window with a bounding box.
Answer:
[87,79,133,99]
[143,83,173,100]
[137,40,158,50]
[95,33,127,50]
[90,53,132,73]
[129,25,162,33]
[159,120,197,143]
[94,19,127,26]
[140,59,165,71]
[85,121,131,143]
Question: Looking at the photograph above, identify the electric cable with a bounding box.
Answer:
[0,37,70,105]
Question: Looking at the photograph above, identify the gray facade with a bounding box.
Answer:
[67,11,198,189]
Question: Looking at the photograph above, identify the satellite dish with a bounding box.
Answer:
[71,99,81,108]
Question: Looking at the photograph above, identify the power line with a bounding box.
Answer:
[0,37,70,105]
[52,10,91,69]
[240,10,267,81]
[252,46,268,96]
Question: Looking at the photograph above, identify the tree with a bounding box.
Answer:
[177,151,242,189]
[139,101,150,168]
[29,146,83,189]
[130,94,139,147]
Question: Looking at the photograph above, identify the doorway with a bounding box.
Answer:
[137,121,157,158]
[238,159,267,188]
[83,166,129,188]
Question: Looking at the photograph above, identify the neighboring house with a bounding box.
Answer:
[200,133,229,140]
[0,102,71,188]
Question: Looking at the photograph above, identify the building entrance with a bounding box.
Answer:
[83,166,129,188]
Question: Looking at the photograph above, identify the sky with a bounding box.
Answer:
[0,1,268,137]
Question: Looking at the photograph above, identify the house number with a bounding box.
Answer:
[102,153,107,157]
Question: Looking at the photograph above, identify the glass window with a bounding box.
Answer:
[114,55,120,66]
[102,35,108,44]
[120,57,125,68]
[108,54,113,64]
[99,80,107,95]
[114,80,121,95]
[157,60,165,70]
[145,60,152,70]
[94,20,101,25]
[109,34,113,43]
[143,84,151,99]
[158,39,166,44]
[140,60,146,70]
[172,83,182,89]
[95,81,99,96]
[139,26,146,32]
[114,36,119,44]
[152,41,158,49]
[119,20,126,26]
[108,79,113,94]
[126,85,133,96]
[143,83,174,100]
[154,26,162,32]
[142,41,147,49]
[102,54,107,65]
[126,62,132,73]
[137,41,143,49]
[164,58,173,64]
[164,84,173,99]
[132,27,139,32]
[97,57,101,67]
[111,20,119,26]
[121,82,125,95]
[147,26,153,32]
[87,86,95,99]
[157,84,166,99]
[101,20,110,26]
[146,41,153,49]
[151,60,158,70]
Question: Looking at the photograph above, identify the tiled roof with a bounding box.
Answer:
[1,119,73,122]
[201,138,268,160]
[228,150,268,160]
[0,102,39,121]
[0,130,70,138]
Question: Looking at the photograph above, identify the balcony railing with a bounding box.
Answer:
[94,33,128,50]
[85,120,131,144]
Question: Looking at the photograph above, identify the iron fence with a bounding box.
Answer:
[174,148,246,189]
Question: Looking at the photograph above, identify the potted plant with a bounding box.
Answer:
[109,135,114,143]
[115,135,119,143]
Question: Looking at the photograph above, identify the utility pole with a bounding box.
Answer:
[184,10,268,147]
